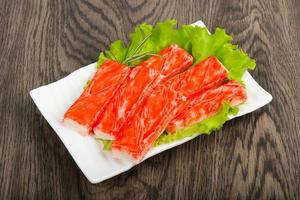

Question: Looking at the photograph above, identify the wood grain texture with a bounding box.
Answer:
[0,0,299,199]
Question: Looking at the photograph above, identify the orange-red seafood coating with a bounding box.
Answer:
[112,83,183,159]
[93,44,193,139]
[171,56,228,97]
[63,60,130,135]
[112,56,228,160]
[167,81,247,133]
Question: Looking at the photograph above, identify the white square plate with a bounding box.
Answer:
[30,21,272,184]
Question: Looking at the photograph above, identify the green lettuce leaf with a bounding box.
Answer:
[96,139,113,151]
[216,44,256,81]
[97,102,239,150]
[97,20,255,80]
[154,102,239,146]
[96,40,127,68]
[83,79,91,90]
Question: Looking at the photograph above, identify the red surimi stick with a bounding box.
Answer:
[93,44,193,140]
[112,83,184,159]
[112,56,228,160]
[167,80,247,133]
[63,60,130,135]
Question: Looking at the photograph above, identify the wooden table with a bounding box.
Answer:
[1,0,299,199]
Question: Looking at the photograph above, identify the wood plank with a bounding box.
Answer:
[0,0,299,199]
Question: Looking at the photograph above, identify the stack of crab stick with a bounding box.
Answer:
[64,45,247,160]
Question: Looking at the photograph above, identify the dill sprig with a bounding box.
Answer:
[122,31,160,66]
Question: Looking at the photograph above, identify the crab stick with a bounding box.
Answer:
[94,44,193,140]
[63,60,130,135]
[112,56,228,160]
[167,80,247,133]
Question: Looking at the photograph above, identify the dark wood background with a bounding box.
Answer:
[1,0,299,199]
